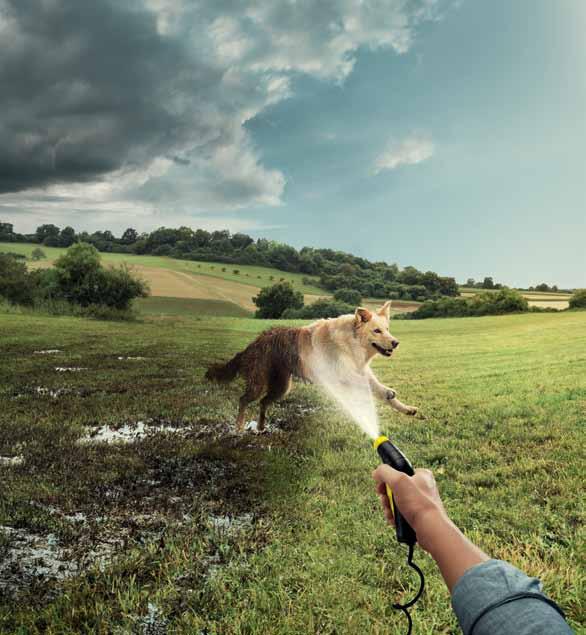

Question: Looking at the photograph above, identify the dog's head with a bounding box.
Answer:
[353,301,399,358]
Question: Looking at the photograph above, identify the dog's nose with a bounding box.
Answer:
[391,340,399,349]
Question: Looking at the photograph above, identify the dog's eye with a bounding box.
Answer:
[373,328,382,334]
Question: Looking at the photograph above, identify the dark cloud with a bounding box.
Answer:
[0,0,443,215]
[0,0,212,193]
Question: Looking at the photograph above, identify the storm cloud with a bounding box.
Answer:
[0,0,444,227]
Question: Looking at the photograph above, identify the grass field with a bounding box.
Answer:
[0,306,584,634]
[135,297,252,318]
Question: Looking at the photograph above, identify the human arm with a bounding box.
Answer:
[372,465,573,634]
[372,464,489,590]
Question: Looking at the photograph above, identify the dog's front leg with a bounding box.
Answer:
[367,370,418,416]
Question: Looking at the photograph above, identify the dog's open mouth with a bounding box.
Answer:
[372,343,392,357]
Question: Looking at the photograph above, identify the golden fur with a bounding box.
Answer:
[205,301,418,431]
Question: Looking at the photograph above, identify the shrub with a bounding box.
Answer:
[53,243,149,309]
[31,247,46,260]
[282,299,354,320]
[409,289,529,320]
[253,282,304,319]
[569,289,586,309]
[0,254,37,305]
[233,270,240,275]
[333,288,362,305]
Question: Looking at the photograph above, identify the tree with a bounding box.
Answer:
[121,228,138,244]
[36,224,60,244]
[535,283,550,292]
[0,222,14,241]
[569,289,586,309]
[231,233,253,250]
[31,247,46,261]
[482,277,495,289]
[466,278,475,287]
[253,282,304,319]
[333,288,362,305]
[60,226,76,247]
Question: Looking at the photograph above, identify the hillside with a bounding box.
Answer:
[0,242,420,316]
[1,242,572,315]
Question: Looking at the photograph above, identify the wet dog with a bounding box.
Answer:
[205,301,417,431]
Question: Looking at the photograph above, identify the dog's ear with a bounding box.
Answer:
[354,307,372,326]
[377,300,392,320]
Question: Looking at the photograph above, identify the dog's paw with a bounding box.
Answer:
[404,405,418,416]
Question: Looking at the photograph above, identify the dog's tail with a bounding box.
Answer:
[205,352,243,383]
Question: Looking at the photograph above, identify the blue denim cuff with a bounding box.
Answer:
[451,559,570,635]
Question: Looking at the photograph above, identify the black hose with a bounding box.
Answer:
[392,543,425,635]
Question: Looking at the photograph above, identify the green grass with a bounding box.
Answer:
[135,296,252,318]
[0,242,325,295]
[0,308,584,633]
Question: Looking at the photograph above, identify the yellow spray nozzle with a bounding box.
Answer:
[373,435,390,450]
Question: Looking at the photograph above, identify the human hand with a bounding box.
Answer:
[372,465,449,553]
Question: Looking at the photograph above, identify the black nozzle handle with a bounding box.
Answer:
[376,440,417,546]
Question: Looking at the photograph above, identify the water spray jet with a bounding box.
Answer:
[309,353,424,634]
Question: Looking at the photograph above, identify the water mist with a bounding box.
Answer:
[308,351,380,439]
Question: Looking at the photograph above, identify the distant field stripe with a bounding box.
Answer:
[135,296,251,317]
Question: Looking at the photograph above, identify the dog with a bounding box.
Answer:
[205,300,418,432]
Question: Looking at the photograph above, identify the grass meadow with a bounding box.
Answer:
[0,307,584,634]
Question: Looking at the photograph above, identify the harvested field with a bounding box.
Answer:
[528,300,569,310]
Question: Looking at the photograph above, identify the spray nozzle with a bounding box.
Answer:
[374,435,424,635]
[374,436,416,545]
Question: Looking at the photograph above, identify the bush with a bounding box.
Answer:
[282,299,354,320]
[53,243,149,309]
[333,288,362,305]
[31,247,46,261]
[569,289,586,309]
[253,282,304,319]
[0,254,37,305]
[409,289,529,320]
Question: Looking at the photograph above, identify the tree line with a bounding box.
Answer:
[0,221,458,302]
[0,221,569,300]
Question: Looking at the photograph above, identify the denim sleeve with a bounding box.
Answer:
[451,559,573,635]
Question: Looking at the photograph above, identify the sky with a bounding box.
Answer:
[0,0,584,287]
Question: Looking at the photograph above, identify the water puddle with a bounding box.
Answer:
[0,455,24,467]
[78,421,187,445]
[245,420,283,434]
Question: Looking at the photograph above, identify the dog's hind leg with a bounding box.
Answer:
[236,383,264,432]
[258,370,292,431]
